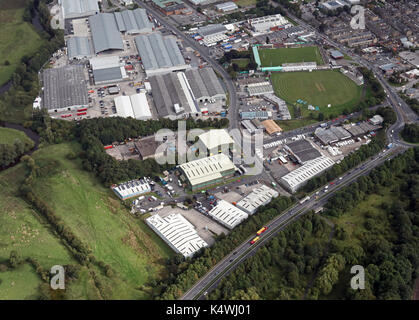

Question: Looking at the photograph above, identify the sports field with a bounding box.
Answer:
[271,70,362,117]
[0,0,43,86]
[259,46,324,67]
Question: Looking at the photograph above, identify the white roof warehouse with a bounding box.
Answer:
[146,213,208,258]
[236,185,279,215]
[208,200,248,229]
[197,129,234,156]
[178,153,236,191]
[112,179,151,200]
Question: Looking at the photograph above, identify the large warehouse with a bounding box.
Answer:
[89,13,124,54]
[89,56,128,85]
[112,179,151,200]
[134,33,189,76]
[42,65,88,113]
[146,213,208,258]
[284,139,322,164]
[314,126,352,145]
[248,14,291,34]
[114,93,152,120]
[148,72,198,118]
[236,185,279,215]
[280,156,335,192]
[114,9,154,34]
[208,200,248,230]
[197,129,234,156]
[185,68,226,104]
[178,153,236,191]
[59,0,99,20]
[66,37,93,60]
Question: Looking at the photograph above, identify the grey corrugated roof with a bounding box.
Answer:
[134,33,186,71]
[114,12,126,32]
[42,65,88,110]
[92,67,123,84]
[67,37,93,59]
[114,9,153,34]
[61,0,99,18]
[198,24,227,37]
[185,68,225,99]
[89,13,124,53]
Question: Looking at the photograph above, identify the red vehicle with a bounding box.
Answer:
[61,114,72,118]
[256,226,268,236]
[330,181,335,185]
[104,145,113,150]
[77,108,88,112]
[77,112,87,116]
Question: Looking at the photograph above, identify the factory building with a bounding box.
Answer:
[89,13,124,54]
[246,82,274,96]
[146,213,208,258]
[248,14,291,34]
[185,68,226,104]
[241,120,257,134]
[236,185,279,215]
[343,122,381,137]
[178,153,236,191]
[198,24,228,43]
[66,37,93,60]
[330,50,344,59]
[284,139,322,164]
[261,120,283,136]
[215,1,238,12]
[114,9,154,34]
[112,179,152,200]
[280,156,335,193]
[134,136,165,160]
[197,129,234,156]
[240,111,271,120]
[262,93,291,120]
[148,72,198,118]
[59,0,99,20]
[134,33,189,76]
[314,126,352,145]
[89,56,128,85]
[208,200,248,229]
[369,114,384,126]
[114,93,152,120]
[151,0,189,16]
[42,65,88,113]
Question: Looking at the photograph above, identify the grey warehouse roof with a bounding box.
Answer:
[286,139,321,163]
[114,9,153,34]
[89,13,124,53]
[67,37,93,59]
[185,68,225,100]
[92,67,123,84]
[134,33,186,71]
[198,24,227,37]
[60,0,99,19]
[42,65,88,110]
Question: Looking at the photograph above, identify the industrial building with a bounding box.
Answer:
[215,1,238,12]
[240,111,271,120]
[151,0,189,16]
[114,93,152,120]
[89,56,128,85]
[285,139,322,164]
[261,120,283,136]
[280,156,335,193]
[318,0,348,11]
[185,68,226,104]
[114,9,154,34]
[314,126,352,145]
[178,153,236,191]
[197,129,234,156]
[236,185,279,215]
[248,14,291,34]
[134,136,165,160]
[262,93,291,120]
[134,33,189,76]
[112,179,152,200]
[344,122,381,137]
[198,24,228,43]
[246,82,274,96]
[149,72,198,118]
[330,50,344,59]
[59,0,99,20]
[241,120,257,134]
[89,13,124,54]
[208,200,248,230]
[369,114,384,126]
[146,213,208,258]
[66,37,93,60]
[42,65,88,113]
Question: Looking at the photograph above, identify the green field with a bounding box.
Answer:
[0,127,33,146]
[0,0,43,86]
[0,142,173,299]
[259,46,324,67]
[235,0,257,7]
[271,70,363,118]
[231,58,250,69]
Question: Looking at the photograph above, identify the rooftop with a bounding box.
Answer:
[285,139,322,163]
[89,13,124,54]
[198,129,234,151]
[208,200,248,229]
[236,185,279,215]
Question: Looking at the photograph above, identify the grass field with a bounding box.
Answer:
[259,46,324,67]
[231,58,250,69]
[0,142,173,299]
[0,127,33,146]
[235,0,257,7]
[271,70,362,118]
[0,0,43,86]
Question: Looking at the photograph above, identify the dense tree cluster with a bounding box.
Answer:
[358,67,386,108]
[0,138,34,167]
[401,123,419,143]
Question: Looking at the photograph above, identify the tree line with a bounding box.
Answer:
[401,123,419,144]
[0,138,34,167]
